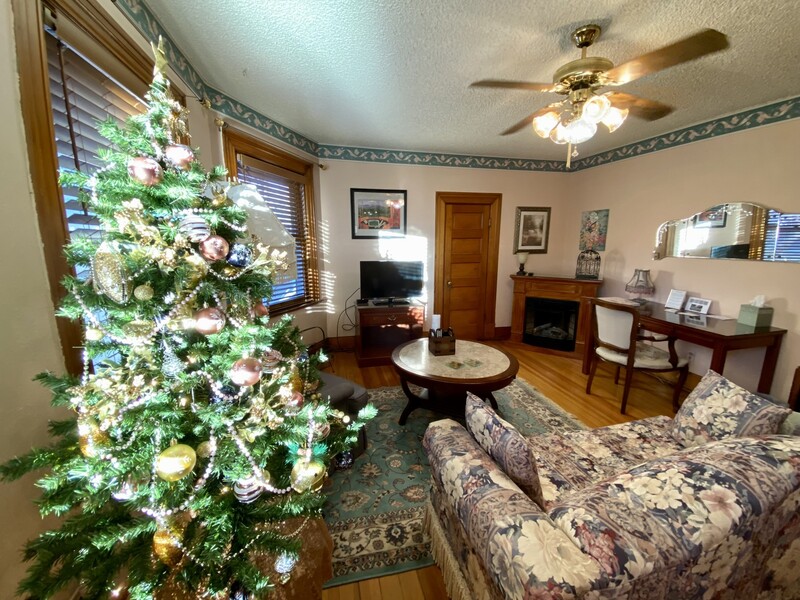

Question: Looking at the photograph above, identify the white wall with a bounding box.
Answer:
[317,160,569,337]
[569,120,800,399]
[0,3,70,597]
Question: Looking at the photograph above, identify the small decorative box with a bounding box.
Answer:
[428,328,456,356]
[737,304,774,328]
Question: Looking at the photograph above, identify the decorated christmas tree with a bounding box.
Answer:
[0,41,373,599]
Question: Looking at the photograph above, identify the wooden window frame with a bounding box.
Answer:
[12,0,183,374]
[222,128,320,315]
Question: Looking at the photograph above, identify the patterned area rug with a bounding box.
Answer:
[321,378,585,587]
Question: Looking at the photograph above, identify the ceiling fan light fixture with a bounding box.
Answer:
[532,111,560,138]
[564,118,597,144]
[601,107,629,132]
[549,122,569,144]
[582,93,611,123]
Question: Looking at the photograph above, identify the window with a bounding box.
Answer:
[13,0,170,372]
[764,210,800,262]
[222,129,319,314]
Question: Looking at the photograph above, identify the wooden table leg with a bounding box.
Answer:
[758,336,783,394]
[709,344,728,376]
[398,377,424,425]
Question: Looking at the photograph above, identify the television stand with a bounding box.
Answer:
[355,302,423,366]
[371,298,410,306]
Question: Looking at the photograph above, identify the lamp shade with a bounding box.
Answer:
[625,269,655,296]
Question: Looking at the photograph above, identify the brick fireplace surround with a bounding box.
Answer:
[510,275,602,358]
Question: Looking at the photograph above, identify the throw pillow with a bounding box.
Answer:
[464,392,544,507]
[671,370,792,448]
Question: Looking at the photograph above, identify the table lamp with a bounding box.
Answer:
[516,252,529,275]
[625,269,655,304]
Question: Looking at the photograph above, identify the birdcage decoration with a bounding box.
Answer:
[575,249,601,279]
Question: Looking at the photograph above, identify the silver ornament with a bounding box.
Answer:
[178,215,211,243]
[233,477,263,504]
[161,342,185,377]
[275,552,297,576]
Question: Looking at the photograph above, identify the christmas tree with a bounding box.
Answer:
[0,41,373,599]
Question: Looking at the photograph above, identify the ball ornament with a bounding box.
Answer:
[154,444,197,482]
[194,307,226,334]
[230,357,263,386]
[164,144,194,170]
[127,156,162,186]
[198,235,229,261]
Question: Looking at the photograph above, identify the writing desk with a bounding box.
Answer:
[581,302,787,394]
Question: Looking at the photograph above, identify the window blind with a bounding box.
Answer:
[237,157,308,309]
[46,29,145,252]
[764,210,800,262]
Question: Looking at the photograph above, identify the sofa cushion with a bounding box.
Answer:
[547,435,800,592]
[464,393,545,508]
[671,370,791,448]
[527,415,680,507]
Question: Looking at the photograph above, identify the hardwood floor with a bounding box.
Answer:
[321,341,692,600]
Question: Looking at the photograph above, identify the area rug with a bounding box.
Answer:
[321,378,586,587]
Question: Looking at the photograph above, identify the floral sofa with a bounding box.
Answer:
[423,371,800,600]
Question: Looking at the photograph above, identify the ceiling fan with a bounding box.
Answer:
[471,24,729,164]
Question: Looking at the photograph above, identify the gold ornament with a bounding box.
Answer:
[196,440,213,458]
[123,320,154,339]
[153,522,183,566]
[91,241,130,304]
[184,253,209,285]
[155,444,197,482]
[290,458,325,492]
[221,265,239,277]
[78,419,109,458]
[133,284,154,301]
[85,327,104,341]
[290,364,304,393]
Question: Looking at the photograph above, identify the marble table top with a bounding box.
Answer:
[394,339,511,380]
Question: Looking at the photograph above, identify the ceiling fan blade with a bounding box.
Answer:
[500,106,557,136]
[470,79,555,92]
[605,29,729,85]
[606,92,673,121]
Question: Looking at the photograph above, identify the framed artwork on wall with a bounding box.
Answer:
[514,206,551,253]
[579,209,609,251]
[350,188,407,239]
[693,205,727,228]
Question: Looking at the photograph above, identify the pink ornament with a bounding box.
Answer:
[198,235,230,261]
[164,144,195,170]
[194,307,226,334]
[127,156,163,186]
[253,301,269,318]
[230,357,263,386]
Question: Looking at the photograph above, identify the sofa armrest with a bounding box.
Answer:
[423,420,602,598]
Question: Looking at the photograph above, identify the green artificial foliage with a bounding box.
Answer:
[0,41,372,599]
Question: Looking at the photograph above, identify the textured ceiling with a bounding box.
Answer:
[142,0,800,161]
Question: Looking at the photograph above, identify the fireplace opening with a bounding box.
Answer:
[524,297,579,352]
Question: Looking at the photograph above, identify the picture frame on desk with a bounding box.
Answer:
[686,297,712,314]
[665,289,688,311]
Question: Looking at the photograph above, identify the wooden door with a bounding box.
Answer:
[434,192,501,340]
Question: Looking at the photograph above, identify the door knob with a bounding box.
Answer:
[447,281,452,287]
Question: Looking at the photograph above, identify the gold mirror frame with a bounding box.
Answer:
[653,202,800,263]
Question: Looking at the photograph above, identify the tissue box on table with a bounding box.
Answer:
[737,304,774,328]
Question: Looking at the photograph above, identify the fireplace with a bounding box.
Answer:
[510,275,602,357]
[524,297,579,351]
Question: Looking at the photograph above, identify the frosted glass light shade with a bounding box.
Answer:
[601,107,629,133]
[582,94,611,123]
[532,112,560,138]
[549,122,569,144]
[564,118,597,144]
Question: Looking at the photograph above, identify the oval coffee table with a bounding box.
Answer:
[391,338,519,425]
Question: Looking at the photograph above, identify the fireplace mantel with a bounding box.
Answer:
[510,275,602,357]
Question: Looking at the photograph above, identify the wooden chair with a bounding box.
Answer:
[586,298,690,414]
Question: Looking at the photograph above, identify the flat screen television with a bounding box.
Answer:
[360,260,424,301]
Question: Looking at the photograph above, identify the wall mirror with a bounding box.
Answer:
[653,202,800,263]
